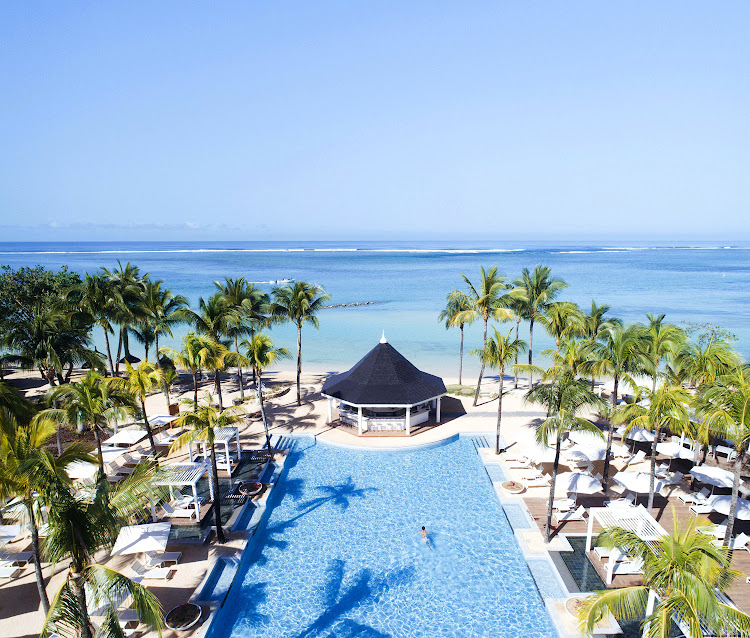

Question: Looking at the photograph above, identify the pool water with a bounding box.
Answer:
[206,436,557,638]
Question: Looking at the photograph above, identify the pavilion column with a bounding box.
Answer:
[436,397,441,423]
[327,398,333,424]
[405,406,411,435]
[358,406,363,435]
[193,484,201,522]
[586,510,594,551]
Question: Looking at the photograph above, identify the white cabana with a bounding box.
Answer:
[586,505,667,584]
[104,428,147,448]
[690,466,734,490]
[188,427,241,475]
[555,472,602,497]
[111,522,171,556]
[709,495,750,520]
[0,525,22,548]
[612,471,666,502]
[154,463,209,522]
[149,415,177,427]
[68,446,128,481]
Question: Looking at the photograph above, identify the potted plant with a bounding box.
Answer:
[165,603,202,632]
[501,480,525,494]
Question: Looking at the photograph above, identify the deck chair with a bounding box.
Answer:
[605,493,636,508]
[524,474,551,488]
[507,457,536,469]
[162,502,195,519]
[172,490,202,508]
[0,564,23,580]
[0,551,33,566]
[625,450,646,467]
[713,532,750,551]
[554,505,586,524]
[610,557,644,580]
[679,487,710,504]
[129,559,174,580]
[690,502,715,515]
[145,551,182,568]
[665,471,684,485]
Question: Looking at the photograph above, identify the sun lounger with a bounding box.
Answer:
[554,505,586,524]
[144,551,182,568]
[678,487,710,504]
[117,609,140,629]
[690,502,714,515]
[712,532,749,551]
[0,564,23,580]
[624,450,646,467]
[665,471,684,485]
[0,551,33,566]
[162,502,196,519]
[605,494,636,508]
[523,474,551,488]
[507,457,536,469]
[609,557,644,581]
[129,559,174,580]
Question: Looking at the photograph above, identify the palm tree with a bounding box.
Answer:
[672,337,740,389]
[526,373,605,542]
[102,261,147,376]
[542,338,590,380]
[41,468,164,638]
[588,324,649,487]
[513,265,568,389]
[697,363,750,545]
[142,279,189,365]
[116,361,162,460]
[641,313,685,394]
[582,301,621,391]
[439,290,476,386]
[161,332,225,406]
[171,394,244,543]
[0,408,93,615]
[470,328,526,454]
[160,366,179,411]
[617,384,691,513]
[241,333,292,451]
[68,273,120,376]
[453,267,512,406]
[577,514,750,638]
[270,282,331,406]
[42,371,134,472]
[540,301,584,351]
[215,277,269,399]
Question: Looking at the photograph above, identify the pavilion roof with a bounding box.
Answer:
[154,462,207,487]
[322,340,446,405]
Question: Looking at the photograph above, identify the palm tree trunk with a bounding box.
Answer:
[725,449,744,546]
[473,317,488,407]
[545,436,562,543]
[25,501,50,615]
[611,375,619,407]
[514,317,520,390]
[103,327,114,377]
[70,570,93,638]
[257,370,272,450]
[495,368,504,454]
[93,427,104,476]
[216,373,224,411]
[115,330,123,376]
[235,335,245,401]
[193,372,198,407]
[528,316,535,389]
[209,444,225,543]
[141,399,158,463]
[647,427,660,513]
[602,417,616,491]
[458,324,464,386]
[296,322,302,406]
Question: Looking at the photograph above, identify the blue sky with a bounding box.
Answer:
[1,2,748,241]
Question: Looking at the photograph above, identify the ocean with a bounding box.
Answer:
[1,240,748,378]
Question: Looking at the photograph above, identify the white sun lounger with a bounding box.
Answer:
[0,551,33,566]
[554,505,586,525]
[162,502,196,519]
[712,532,750,551]
[0,565,23,580]
[524,474,551,488]
[690,502,715,515]
[608,557,644,583]
[678,487,710,504]
[144,551,182,568]
[129,559,174,580]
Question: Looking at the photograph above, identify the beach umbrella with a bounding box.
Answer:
[0,525,22,548]
[158,355,176,369]
[568,431,607,449]
[566,445,608,463]
[119,353,141,365]
[612,471,666,503]
[690,466,734,490]
[655,441,695,470]
[708,495,750,520]
[111,522,171,556]
[621,427,655,443]
[555,472,602,497]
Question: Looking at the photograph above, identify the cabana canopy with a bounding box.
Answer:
[154,462,209,521]
[188,426,241,475]
[691,466,734,489]
[111,522,171,556]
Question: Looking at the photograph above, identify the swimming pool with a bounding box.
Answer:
[206,436,558,638]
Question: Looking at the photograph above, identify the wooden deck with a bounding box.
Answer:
[525,493,750,612]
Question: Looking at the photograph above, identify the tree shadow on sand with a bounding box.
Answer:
[292,559,414,638]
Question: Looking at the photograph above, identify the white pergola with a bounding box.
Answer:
[586,505,667,584]
[188,426,241,475]
[154,463,209,522]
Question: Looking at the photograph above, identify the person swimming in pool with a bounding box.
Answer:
[419,526,434,548]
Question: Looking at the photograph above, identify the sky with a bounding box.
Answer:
[1,2,748,242]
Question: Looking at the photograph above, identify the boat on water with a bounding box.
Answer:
[274,278,294,283]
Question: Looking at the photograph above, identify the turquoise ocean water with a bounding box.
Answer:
[1,240,748,377]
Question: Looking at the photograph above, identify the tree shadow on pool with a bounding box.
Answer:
[254,477,377,566]
[291,559,414,638]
